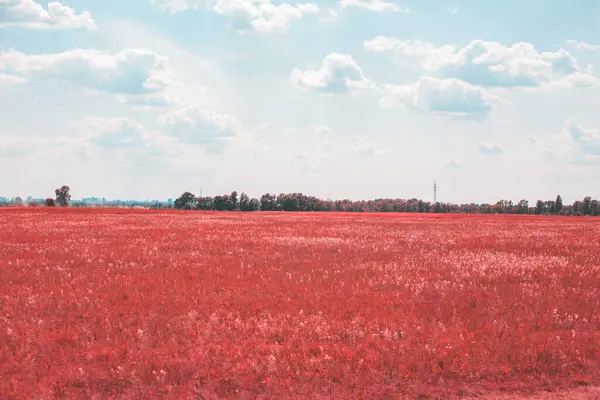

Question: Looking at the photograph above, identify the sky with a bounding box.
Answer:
[1,0,600,204]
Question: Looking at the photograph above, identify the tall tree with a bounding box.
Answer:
[230,191,238,210]
[239,193,250,211]
[55,185,71,207]
[535,200,545,215]
[555,195,563,214]
[174,192,196,210]
[582,196,592,215]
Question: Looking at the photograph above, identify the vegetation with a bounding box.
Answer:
[1,185,599,216]
[173,191,600,216]
[2,208,599,398]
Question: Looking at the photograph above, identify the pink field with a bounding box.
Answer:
[1,208,600,399]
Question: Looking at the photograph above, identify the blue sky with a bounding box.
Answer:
[1,0,600,203]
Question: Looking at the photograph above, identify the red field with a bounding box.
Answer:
[1,208,600,399]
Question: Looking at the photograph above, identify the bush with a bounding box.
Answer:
[45,198,56,207]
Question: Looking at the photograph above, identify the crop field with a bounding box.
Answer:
[1,208,600,399]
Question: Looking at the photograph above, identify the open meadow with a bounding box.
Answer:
[1,208,600,399]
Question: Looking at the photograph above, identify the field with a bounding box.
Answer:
[1,208,600,399]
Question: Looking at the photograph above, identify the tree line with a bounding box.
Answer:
[173,191,600,216]
[2,186,599,216]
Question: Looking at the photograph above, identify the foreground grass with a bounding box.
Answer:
[1,208,600,399]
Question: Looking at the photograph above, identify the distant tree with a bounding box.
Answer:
[260,193,276,211]
[55,185,71,207]
[573,200,582,215]
[517,199,529,214]
[582,196,592,215]
[591,199,599,216]
[230,191,238,210]
[174,192,196,210]
[555,195,563,214]
[196,196,213,210]
[45,198,55,207]
[14,197,24,206]
[213,195,232,211]
[239,192,250,211]
[535,200,545,215]
[249,198,260,211]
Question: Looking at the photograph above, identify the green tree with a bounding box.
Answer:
[174,192,196,210]
[230,191,238,210]
[555,195,563,214]
[55,185,71,207]
[582,196,592,215]
[535,200,545,215]
[239,193,250,211]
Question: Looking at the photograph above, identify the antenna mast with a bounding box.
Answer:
[200,184,203,197]
[434,181,437,203]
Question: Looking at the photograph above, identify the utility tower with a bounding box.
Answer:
[434,181,437,203]
[200,184,203,197]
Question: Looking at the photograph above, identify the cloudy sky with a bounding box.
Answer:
[1,0,600,203]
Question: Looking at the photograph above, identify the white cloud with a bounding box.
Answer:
[212,0,319,34]
[0,48,176,96]
[379,76,501,120]
[153,0,319,34]
[352,140,385,157]
[339,0,407,12]
[80,117,182,174]
[566,40,600,51]
[477,141,503,155]
[84,117,157,149]
[318,7,337,22]
[558,119,600,165]
[309,125,333,135]
[159,104,239,148]
[151,0,205,13]
[0,0,96,30]
[447,6,458,14]
[365,37,599,89]
[290,53,374,95]
[0,73,26,84]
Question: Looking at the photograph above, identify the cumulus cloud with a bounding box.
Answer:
[290,53,374,94]
[0,0,96,30]
[365,37,598,88]
[379,76,501,120]
[159,104,239,149]
[477,141,503,155]
[152,0,319,34]
[339,0,407,12]
[0,48,176,99]
[77,117,182,174]
[212,0,319,34]
[84,118,154,149]
[566,40,600,51]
